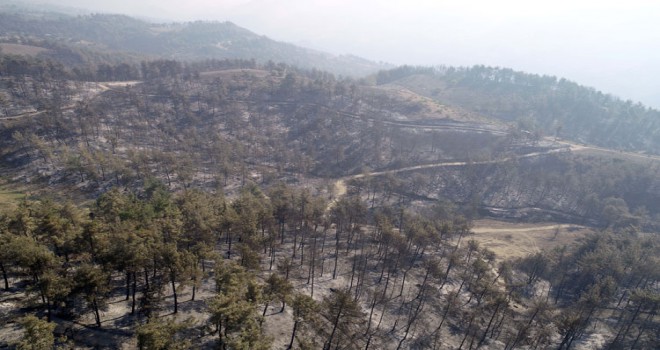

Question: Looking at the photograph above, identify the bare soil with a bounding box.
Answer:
[0,43,50,57]
[470,219,593,260]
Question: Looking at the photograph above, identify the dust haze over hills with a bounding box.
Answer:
[12,0,660,109]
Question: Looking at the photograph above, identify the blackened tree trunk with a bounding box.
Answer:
[125,271,131,300]
[131,272,137,315]
[92,297,102,327]
[287,320,299,350]
[171,272,178,314]
[0,261,8,290]
[479,299,504,347]
[333,225,340,279]
[324,303,344,350]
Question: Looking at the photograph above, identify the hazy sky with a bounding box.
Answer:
[21,0,660,108]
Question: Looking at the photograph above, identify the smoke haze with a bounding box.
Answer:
[19,0,660,108]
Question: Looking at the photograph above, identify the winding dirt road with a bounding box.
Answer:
[331,145,574,199]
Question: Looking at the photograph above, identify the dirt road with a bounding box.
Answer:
[331,145,572,199]
[553,138,660,162]
[0,81,142,121]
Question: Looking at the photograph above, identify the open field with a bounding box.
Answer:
[0,43,49,57]
[470,219,594,260]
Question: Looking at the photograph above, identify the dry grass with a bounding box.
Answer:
[374,84,494,124]
[0,178,25,212]
[0,43,49,57]
[199,69,271,79]
[470,219,593,261]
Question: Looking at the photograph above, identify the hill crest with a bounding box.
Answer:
[0,9,390,77]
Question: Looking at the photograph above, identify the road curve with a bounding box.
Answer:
[331,145,572,199]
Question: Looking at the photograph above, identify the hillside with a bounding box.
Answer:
[0,9,388,77]
[0,11,659,350]
[1,56,659,226]
[375,66,660,155]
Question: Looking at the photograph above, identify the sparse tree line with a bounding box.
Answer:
[1,181,319,348]
[1,178,658,349]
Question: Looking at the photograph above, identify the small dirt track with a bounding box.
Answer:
[332,145,571,199]
[0,81,142,121]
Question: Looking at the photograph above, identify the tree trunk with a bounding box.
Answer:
[365,334,372,350]
[46,298,52,322]
[126,271,131,300]
[270,244,276,271]
[38,281,46,304]
[308,237,316,284]
[479,301,502,346]
[131,272,137,315]
[321,227,327,253]
[509,305,541,349]
[397,298,424,350]
[171,273,178,314]
[310,237,317,297]
[292,230,298,259]
[378,250,388,283]
[92,297,102,327]
[333,226,340,279]
[620,301,644,343]
[349,255,358,291]
[287,320,299,350]
[366,297,377,335]
[631,306,656,349]
[432,299,452,338]
[0,261,9,290]
[441,260,454,290]
[324,304,343,350]
[144,267,150,291]
[458,313,476,350]
[217,318,224,349]
[299,236,305,266]
[227,231,232,259]
[399,267,411,297]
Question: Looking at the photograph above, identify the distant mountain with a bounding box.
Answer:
[0,9,389,77]
[375,65,660,154]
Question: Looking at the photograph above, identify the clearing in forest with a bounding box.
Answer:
[470,219,593,260]
[0,178,24,211]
